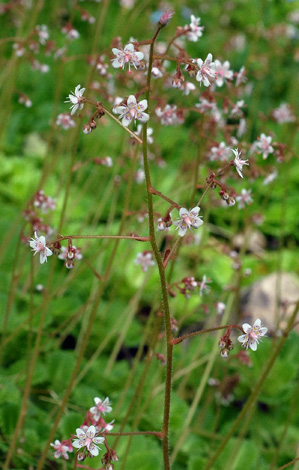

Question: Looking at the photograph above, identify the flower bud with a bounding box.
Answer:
[227,197,235,207]
[77,452,86,461]
[157,218,166,231]
[218,340,226,348]
[220,348,229,358]
[83,124,92,134]
[158,10,174,26]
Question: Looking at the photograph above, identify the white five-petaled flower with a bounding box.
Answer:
[256,133,274,160]
[273,103,295,124]
[186,15,204,42]
[134,251,155,272]
[173,207,203,237]
[236,189,253,209]
[72,425,104,457]
[90,397,112,421]
[237,319,268,351]
[195,53,216,87]
[29,232,53,264]
[231,148,249,178]
[111,43,144,72]
[65,85,85,115]
[214,60,233,87]
[113,95,149,127]
[50,440,72,460]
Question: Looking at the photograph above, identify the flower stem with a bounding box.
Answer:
[143,24,173,470]
[171,324,244,345]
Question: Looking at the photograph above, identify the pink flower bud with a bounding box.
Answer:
[159,10,174,26]
[220,348,229,358]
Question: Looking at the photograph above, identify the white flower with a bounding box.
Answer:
[136,124,153,143]
[155,105,184,125]
[237,319,268,351]
[56,113,76,130]
[231,100,245,117]
[236,189,253,209]
[214,60,233,87]
[50,440,71,460]
[256,133,274,160]
[173,207,203,237]
[36,24,49,45]
[111,43,143,72]
[65,85,85,115]
[134,252,155,272]
[113,95,149,127]
[195,53,216,87]
[232,148,249,178]
[181,81,196,95]
[72,425,104,457]
[186,15,204,42]
[208,142,231,161]
[29,232,53,264]
[273,103,295,124]
[90,397,112,421]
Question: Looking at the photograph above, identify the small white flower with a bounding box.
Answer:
[111,43,143,72]
[256,133,274,160]
[236,189,253,209]
[214,60,233,87]
[173,207,203,237]
[56,113,76,130]
[231,148,249,178]
[29,232,53,264]
[65,85,85,115]
[273,103,295,124]
[134,252,155,272]
[237,319,268,351]
[155,105,184,125]
[72,425,104,457]
[113,95,149,127]
[186,15,204,42]
[181,81,196,95]
[195,53,216,87]
[50,440,71,460]
[36,24,49,45]
[208,142,231,161]
[90,397,112,421]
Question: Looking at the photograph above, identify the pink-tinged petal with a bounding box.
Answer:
[72,440,82,449]
[112,48,121,55]
[113,105,127,114]
[253,319,262,329]
[70,104,78,115]
[206,53,213,62]
[250,341,257,351]
[190,206,200,216]
[86,425,96,437]
[178,225,188,237]
[192,217,203,229]
[135,51,144,61]
[90,405,97,413]
[197,58,203,67]
[137,99,148,111]
[45,247,53,257]
[124,43,134,52]
[242,323,251,333]
[93,437,105,444]
[89,444,99,456]
[137,112,149,123]
[127,95,137,107]
[39,235,46,245]
[237,334,246,343]
[39,252,47,264]
[203,76,210,87]
[260,327,268,335]
[179,208,188,217]
[111,58,123,68]
[76,428,86,438]
[121,114,132,126]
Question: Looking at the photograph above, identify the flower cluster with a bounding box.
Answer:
[58,244,83,269]
[29,232,53,264]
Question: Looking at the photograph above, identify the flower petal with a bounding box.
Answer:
[127,95,137,107]
[250,341,257,351]
[242,323,251,333]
